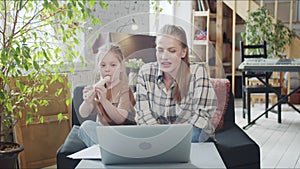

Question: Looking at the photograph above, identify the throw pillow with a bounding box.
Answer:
[210,78,230,131]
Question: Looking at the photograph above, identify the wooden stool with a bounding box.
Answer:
[248,78,280,106]
[251,93,277,107]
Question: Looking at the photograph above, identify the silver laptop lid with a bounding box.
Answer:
[96,124,192,164]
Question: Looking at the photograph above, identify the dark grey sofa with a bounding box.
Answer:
[56,84,260,169]
[215,89,260,168]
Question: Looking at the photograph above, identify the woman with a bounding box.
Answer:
[78,43,136,147]
[135,24,218,142]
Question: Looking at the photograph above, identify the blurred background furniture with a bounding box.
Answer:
[248,75,280,106]
[284,72,300,104]
[240,41,281,125]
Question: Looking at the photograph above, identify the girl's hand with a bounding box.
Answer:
[82,85,95,103]
[94,85,107,103]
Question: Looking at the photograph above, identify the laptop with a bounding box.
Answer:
[96,124,193,165]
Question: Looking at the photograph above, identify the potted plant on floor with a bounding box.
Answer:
[0,1,107,168]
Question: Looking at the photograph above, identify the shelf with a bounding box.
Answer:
[193,11,216,18]
[223,62,232,67]
[193,40,208,45]
[193,40,216,45]
[192,9,216,67]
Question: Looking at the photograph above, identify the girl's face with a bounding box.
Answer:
[156,35,187,77]
[99,51,122,84]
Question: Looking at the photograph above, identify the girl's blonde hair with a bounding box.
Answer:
[157,24,191,103]
[94,43,128,82]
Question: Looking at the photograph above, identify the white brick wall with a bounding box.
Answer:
[66,70,94,97]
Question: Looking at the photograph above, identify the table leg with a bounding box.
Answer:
[243,86,300,129]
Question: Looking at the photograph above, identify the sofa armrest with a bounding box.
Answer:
[214,84,260,168]
[215,124,260,168]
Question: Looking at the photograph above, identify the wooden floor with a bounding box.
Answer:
[234,98,300,168]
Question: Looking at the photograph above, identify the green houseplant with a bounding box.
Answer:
[241,6,295,58]
[125,58,145,70]
[240,6,296,102]
[0,1,107,168]
[125,58,144,88]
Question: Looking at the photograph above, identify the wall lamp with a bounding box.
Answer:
[116,19,139,32]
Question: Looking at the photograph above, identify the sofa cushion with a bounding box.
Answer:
[210,78,231,131]
[215,124,260,168]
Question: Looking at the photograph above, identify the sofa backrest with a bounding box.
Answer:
[210,78,235,131]
[72,86,96,126]
[72,82,236,128]
[222,88,235,130]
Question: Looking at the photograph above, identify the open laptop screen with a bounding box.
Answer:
[96,124,192,165]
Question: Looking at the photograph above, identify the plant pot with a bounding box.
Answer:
[0,142,24,169]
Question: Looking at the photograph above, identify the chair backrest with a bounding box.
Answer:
[240,41,267,62]
[72,86,97,126]
[240,41,272,83]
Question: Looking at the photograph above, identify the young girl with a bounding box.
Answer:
[135,24,218,142]
[78,43,136,147]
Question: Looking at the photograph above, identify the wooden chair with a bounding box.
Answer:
[240,41,282,124]
[249,76,280,107]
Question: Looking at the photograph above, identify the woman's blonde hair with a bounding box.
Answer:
[94,43,128,82]
[157,24,191,103]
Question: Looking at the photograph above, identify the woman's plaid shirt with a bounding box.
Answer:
[135,62,218,134]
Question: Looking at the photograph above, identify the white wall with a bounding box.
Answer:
[174,1,193,48]
[149,1,193,47]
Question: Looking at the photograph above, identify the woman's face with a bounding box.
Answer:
[99,51,122,84]
[156,35,187,77]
